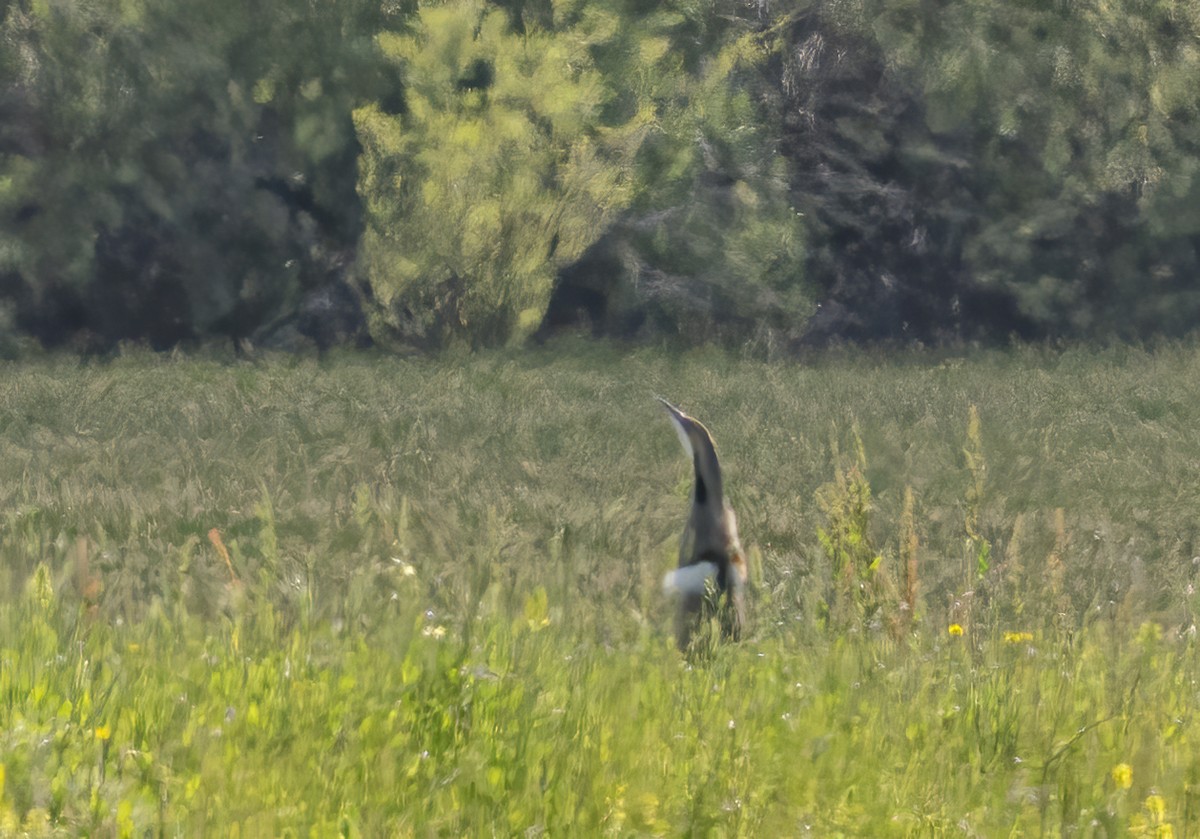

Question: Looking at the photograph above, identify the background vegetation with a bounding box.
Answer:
[4,0,1200,352]
[4,345,1200,833]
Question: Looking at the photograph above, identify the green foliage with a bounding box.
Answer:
[761,0,990,344]
[962,403,992,583]
[562,8,813,347]
[4,347,1200,830]
[354,1,650,348]
[0,1,133,293]
[750,0,1200,344]
[0,0,387,348]
[898,484,920,628]
[864,0,1200,338]
[7,588,1197,836]
[9,0,1200,350]
[816,427,890,631]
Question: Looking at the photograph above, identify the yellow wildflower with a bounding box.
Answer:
[1137,621,1163,645]
[1003,631,1034,644]
[1146,794,1167,822]
[1111,763,1133,789]
[94,725,111,741]
[948,624,964,637]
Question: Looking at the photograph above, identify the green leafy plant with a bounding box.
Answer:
[354,0,650,348]
[816,426,896,631]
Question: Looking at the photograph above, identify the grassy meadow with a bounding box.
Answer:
[4,343,1200,835]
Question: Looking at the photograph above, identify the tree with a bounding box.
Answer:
[547,0,813,348]
[865,0,1200,339]
[354,0,651,348]
[0,0,389,349]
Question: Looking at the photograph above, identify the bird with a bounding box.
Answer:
[657,397,747,649]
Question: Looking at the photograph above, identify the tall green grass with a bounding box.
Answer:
[3,343,1200,834]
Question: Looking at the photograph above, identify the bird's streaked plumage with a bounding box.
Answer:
[658,397,747,649]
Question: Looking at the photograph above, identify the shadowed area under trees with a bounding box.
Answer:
[2,0,1200,353]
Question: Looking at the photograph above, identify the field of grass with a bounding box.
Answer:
[3,342,1200,835]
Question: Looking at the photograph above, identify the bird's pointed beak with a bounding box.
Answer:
[657,397,696,460]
